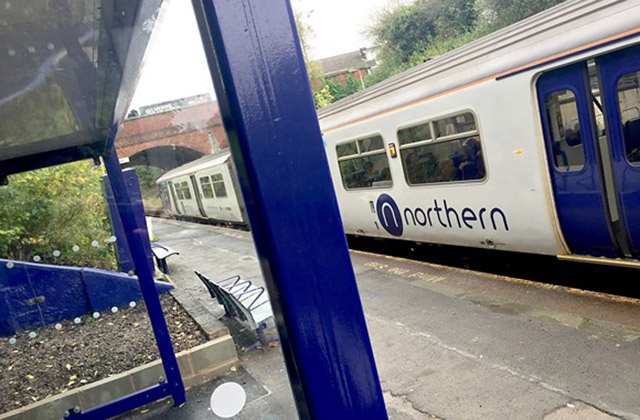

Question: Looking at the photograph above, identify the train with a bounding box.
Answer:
[156,0,640,267]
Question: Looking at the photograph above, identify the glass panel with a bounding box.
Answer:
[211,174,227,197]
[398,122,432,145]
[434,112,477,138]
[357,135,384,153]
[174,184,184,200]
[200,177,214,198]
[336,141,357,157]
[181,182,192,200]
[544,90,585,171]
[401,137,484,185]
[617,71,640,164]
[338,154,392,190]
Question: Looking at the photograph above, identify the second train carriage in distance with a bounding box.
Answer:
[156,151,246,225]
[317,0,640,266]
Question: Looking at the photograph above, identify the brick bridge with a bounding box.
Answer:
[116,101,228,170]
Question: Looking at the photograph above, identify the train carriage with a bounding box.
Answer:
[157,0,640,267]
[318,0,640,265]
[156,152,246,224]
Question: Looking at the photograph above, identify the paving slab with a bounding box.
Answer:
[148,218,640,420]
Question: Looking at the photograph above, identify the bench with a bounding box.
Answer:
[195,271,273,333]
[150,243,179,274]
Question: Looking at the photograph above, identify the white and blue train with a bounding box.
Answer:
[157,0,640,266]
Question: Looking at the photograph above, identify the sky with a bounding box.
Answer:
[129,0,391,111]
[294,0,390,60]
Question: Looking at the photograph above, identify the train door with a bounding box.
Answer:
[536,44,640,259]
[168,181,182,215]
[189,175,208,218]
[596,44,640,256]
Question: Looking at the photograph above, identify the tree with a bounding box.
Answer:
[0,161,117,269]
[294,10,325,98]
[477,0,566,32]
[369,2,436,66]
[366,0,566,86]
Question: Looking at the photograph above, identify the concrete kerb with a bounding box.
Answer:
[0,336,238,420]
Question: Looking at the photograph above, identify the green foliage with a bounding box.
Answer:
[369,2,436,66]
[313,85,334,109]
[0,161,117,270]
[133,166,166,191]
[366,0,566,86]
[477,0,566,32]
[132,165,166,208]
[294,10,326,102]
[324,74,364,103]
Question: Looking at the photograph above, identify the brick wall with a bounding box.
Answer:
[116,101,228,158]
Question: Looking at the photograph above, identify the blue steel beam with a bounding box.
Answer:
[66,383,171,419]
[101,126,186,413]
[191,1,387,418]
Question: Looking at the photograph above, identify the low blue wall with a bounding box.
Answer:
[0,259,173,336]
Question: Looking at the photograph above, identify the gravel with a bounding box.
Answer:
[0,293,207,414]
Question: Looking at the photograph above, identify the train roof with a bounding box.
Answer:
[156,151,232,184]
[317,0,640,132]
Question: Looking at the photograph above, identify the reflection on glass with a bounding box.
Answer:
[544,90,585,171]
[397,111,485,185]
[211,173,227,198]
[336,142,357,157]
[617,71,640,164]
[398,122,432,145]
[401,137,484,184]
[434,112,477,137]
[337,135,392,190]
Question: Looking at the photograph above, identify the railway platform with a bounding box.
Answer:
[127,217,640,420]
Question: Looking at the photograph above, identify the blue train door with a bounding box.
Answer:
[537,62,620,258]
[537,44,640,259]
[596,44,640,257]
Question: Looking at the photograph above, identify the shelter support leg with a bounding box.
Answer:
[102,127,186,408]
[192,1,387,418]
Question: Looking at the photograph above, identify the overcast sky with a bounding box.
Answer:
[129,0,390,110]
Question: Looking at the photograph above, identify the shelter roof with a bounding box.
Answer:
[0,0,161,179]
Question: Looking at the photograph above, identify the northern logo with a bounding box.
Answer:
[376,194,509,237]
[376,194,403,236]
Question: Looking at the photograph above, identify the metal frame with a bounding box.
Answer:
[191,0,387,418]
[67,126,186,419]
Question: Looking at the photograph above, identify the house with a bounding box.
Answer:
[313,48,377,88]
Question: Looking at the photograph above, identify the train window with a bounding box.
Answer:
[434,112,477,138]
[616,71,640,164]
[173,184,184,200]
[200,176,214,198]
[174,181,192,200]
[336,142,357,157]
[211,173,227,197]
[357,135,384,153]
[336,135,392,190]
[398,111,485,185]
[544,90,585,171]
[398,122,432,145]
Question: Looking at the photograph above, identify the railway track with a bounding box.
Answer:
[146,208,640,300]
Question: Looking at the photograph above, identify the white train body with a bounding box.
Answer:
[156,153,245,224]
[319,0,640,262]
[158,0,640,264]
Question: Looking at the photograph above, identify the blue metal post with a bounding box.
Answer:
[191,1,387,418]
[102,126,186,408]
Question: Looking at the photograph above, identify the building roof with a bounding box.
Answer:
[314,50,376,77]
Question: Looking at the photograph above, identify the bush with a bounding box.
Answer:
[0,161,117,270]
